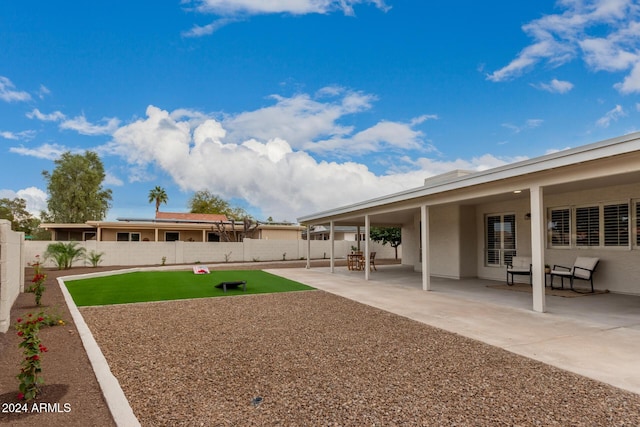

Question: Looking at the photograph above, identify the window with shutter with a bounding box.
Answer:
[485,214,516,266]
[576,206,599,247]
[604,203,629,246]
[548,208,570,247]
[637,202,640,247]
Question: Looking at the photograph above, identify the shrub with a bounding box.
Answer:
[14,310,65,401]
[44,242,86,269]
[15,315,48,401]
[86,250,105,267]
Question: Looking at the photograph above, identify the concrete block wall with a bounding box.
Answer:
[24,239,400,268]
[0,220,25,333]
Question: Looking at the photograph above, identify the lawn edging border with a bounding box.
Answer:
[58,275,141,427]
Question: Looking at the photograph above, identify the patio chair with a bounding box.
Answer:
[369,251,377,271]
[506,256,532,286]
[549,257,599,293]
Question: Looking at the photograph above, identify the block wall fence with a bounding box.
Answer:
[0,220,25,333]
[23,239,401,268]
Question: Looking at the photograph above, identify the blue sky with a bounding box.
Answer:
[1,1,639,222]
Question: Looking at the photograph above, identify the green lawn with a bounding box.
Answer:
[64,270,315,306]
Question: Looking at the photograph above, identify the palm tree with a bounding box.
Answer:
[148,186,168,213]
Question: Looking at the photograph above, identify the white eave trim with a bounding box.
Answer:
[298,131,640,223]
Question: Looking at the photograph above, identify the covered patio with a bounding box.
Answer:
[268,264,640,395]
[300,133,640,313]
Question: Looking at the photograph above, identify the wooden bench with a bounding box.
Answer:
[215,281,247,293]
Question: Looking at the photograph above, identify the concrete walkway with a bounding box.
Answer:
[266,265,640,396]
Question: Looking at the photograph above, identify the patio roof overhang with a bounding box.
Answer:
[298,132,640,226]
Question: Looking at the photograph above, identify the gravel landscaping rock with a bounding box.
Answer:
[2,262,639,426]
[81,290,640,426]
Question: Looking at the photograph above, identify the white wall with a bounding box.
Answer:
[24,239,399,268]
[474,183,640,294]
[0,220,25,333]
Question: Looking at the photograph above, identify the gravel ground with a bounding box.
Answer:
[3,262,640,426]
[81,291,640,426]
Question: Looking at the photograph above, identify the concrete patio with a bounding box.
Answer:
[266,264,640,395]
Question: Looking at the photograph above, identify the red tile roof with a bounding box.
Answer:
[155,212,228,222]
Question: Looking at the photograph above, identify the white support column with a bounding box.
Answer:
[330,221,335,273]
[421,205,431,291]
[364,215,370,280]
[306,225,311,269]
[530,185,546,313]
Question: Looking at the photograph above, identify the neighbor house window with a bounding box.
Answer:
[165,232,180,242]
[575,206,599,247]
[116,232,141,242]
[548,208,570,247]
[485,213,516,266]
[604,203,629,247]
[207,232,220,242]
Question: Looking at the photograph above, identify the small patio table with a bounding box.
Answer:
[347,253,364,271]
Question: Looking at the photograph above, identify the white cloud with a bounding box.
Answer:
[37,84,51,99]
[9,143,73,160]
[222,88,430,154]
[104,172,124,186]
[106,104,521,220]
[190,0,390,16]
[596,104,626,127]
[533,78,574,93]
[181,17,238,37]
[183,0,390,36]
[0,130,36,141]
[502,119,544,133]
[59,115,121,136]
[0,187,48,215]
[26,108,66,122]
[0,76,31,102]
[310,118,433,153]
[488,0,640,93]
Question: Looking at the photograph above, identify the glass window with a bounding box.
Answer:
[604,203,629,246]
[116,232,129,242]
[485,214,516,266]
[636,202,640,246]
[576,206,599,247]
[548,208,570,246]
[165,232,180,242]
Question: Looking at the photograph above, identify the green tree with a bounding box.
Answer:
[188,190,250,220]
[370,226,402,259]
[0,197,40,235]
[42,151,112,223]
[148,186,168,213]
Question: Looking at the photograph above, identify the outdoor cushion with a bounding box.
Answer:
[506,256,532,285]
[550,257,599,292]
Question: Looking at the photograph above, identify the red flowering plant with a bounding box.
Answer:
[27,255,47,305]
[15,314,48,401]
